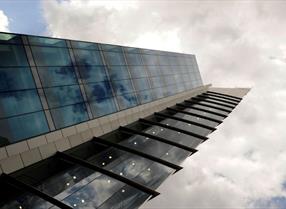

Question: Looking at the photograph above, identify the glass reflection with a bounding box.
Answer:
[89,97,117,117]
[0,44,29,67]
[0,90,42,118]
[117,93,138,110]
[31,46,71,66]
[73,49,103,66]
[0,67,35,91]
[78,66,107,83]
[0,111,49,143]
[51,103,88,129]
[28,36,67,47]
[44,85,84,108]
[38,66,77,87]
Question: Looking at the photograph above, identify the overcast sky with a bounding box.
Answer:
[1,0,286,208]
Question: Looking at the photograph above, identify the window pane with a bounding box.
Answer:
[71,40,99,50]
[85,82,113,100]
[149,77,165,88]
[0,67,35,92]
[112,79,134,95]
[44,85,84,108]
[38,66,78,87]
[152,87,165,99]
[28,36,67,47]
[0,90,42,118]
[31,46,72,66]
[146,66,161,77]
[0,33,22,44]
[0,111,49,143]
[125,53,143,65]
[78,66,107,83]
[73,49,103,66]
[90,97,117,117]
[51,103,88,129]
[108,66,130,81]
[100,44,122,52]
[142,54,159,65]
[129,66,147,78]
[0,44,29,67]
[117,93,138,110]
[133,78,150,91]
[103,51,126,65]
[137,90,153,104]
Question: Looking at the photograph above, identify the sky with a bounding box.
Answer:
[1,0,286,208]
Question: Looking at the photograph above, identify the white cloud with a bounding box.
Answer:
[42,1,286,208]
[0,10,9,32]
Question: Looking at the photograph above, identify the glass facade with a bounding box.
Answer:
[0,32,203,145]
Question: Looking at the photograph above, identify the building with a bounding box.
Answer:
[0,32,249,208]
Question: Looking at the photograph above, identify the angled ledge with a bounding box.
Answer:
[184,100,232,113]
[176,103,228,118]
[56,152,160,199]
[166,107,223,124]
[197,95,238,106]
[119,126,198,154]
[92,137,183,172]
[0,173,73,209]
[154,112,216,131]
[138,118,208,141]
[203,92,242,103]
[206,91,242,101]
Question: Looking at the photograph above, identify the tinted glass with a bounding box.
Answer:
[85,82,113,100]
[0,44,29,67]
[31,46,72,66]
[38,66,78,87]
[0,67,35,91]
[51,103,88,129]
[117,93,138,110]
[29,36,67,47]
[0,90,42,118]
[44,85,83,108]
[0,111,49,143]
[103,51,126,65]
[0,33,22,44]
[73,49,103,66]
[89,97,117,117]
[78,66,107,83]
[108,66,130,81]
[71,40,99,50]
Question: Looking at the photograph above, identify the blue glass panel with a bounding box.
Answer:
[152,87,165,99]
[51,103,88,129]
[44,85,83,108]
[117,93,138,110]
[125,53,143,65]
[73,49,103,66]
[31,46,72,66]
[149,76,165,88]
[38,66,77,87]
[124,47,140,54]
[142,54,159,65]
[0,44,29,67]
[146,66,161,77]
[103,51,126,65]
[129,66,147,78]
[79,65,107,83]
[133,78,150,91]
[89,97,117,117]
[0,90,42,118]
[28,36,67,47]
[0,33,22,44]
[100,44,122,52]
[0,111,49,143]
[137,90,153,104]
[0,67,35,92]
[71,40,99,50]
[108,66,130,81]
[112,79,134,95]
[85,82,113,100]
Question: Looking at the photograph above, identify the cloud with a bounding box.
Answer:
[42,1,286,208]
[0,10,9,32]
